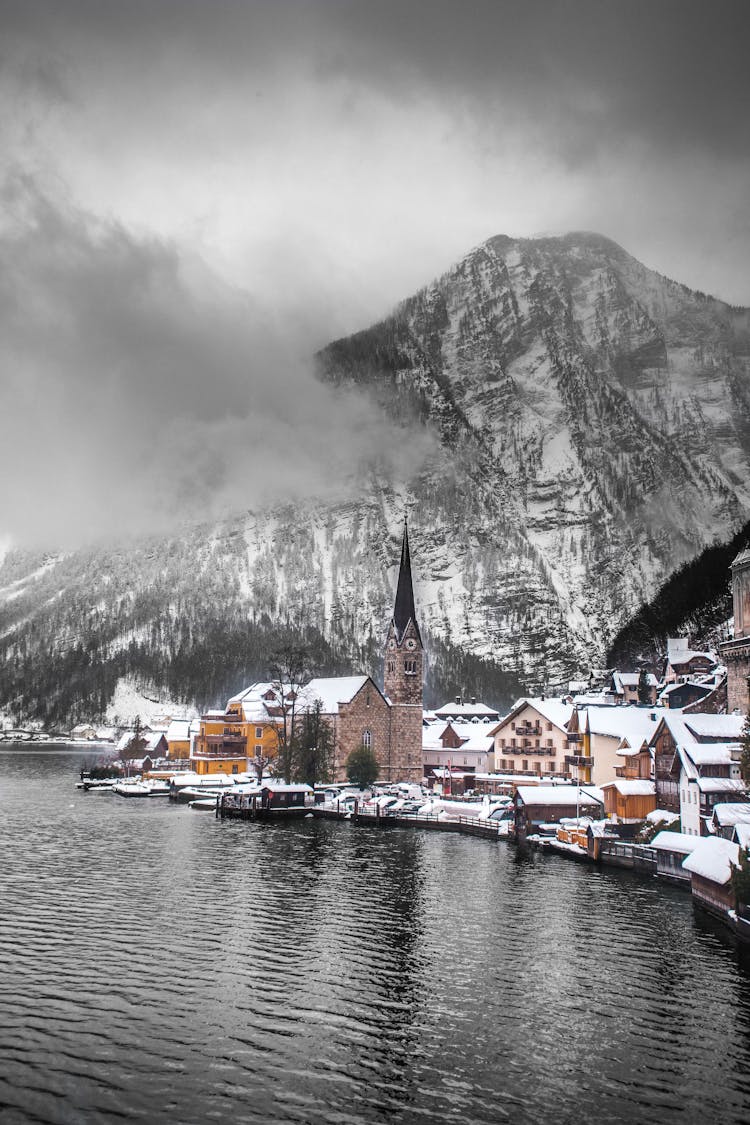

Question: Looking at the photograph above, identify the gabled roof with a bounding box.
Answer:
[300,675,374,715]
[166,719,191,742]
[581,705,661,743]
[651,831,702,854]
[516,785,604,807]
[684,714,744,741]
[713,803,750,827]
[496,697,574,733]
[682,836,739,885]
[600,779,655,796]
[666,637,717,666]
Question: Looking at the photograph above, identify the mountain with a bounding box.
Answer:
[2,232,750,725]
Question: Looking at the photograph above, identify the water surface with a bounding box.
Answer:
[2,748,750,1124]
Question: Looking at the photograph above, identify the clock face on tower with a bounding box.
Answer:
[406,639,416,650]
[388,639,396,650]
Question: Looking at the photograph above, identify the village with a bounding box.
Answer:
[55,527,750,950]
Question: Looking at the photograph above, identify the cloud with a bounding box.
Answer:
[0,176,437,548]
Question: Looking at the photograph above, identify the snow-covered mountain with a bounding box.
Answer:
[2,232,750,724]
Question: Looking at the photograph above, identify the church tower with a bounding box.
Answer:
[384,520,424,780]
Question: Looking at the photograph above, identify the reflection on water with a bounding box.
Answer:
[1,748,750,1124]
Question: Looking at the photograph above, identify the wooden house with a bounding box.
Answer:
[513,784,604,839]
[682,836,740,919]
[650,831,701,884]
[600,779,656,825]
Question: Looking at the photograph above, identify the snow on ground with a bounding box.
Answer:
[105,677,198,726]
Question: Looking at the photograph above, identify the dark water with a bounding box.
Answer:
[2,750,750,1125]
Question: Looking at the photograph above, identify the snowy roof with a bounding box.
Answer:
[439,721,495,750]
[682,836,740,885]
[651,831,702,854]
[647,808,679,824]
[686,743,738,767]
[612,672,658,690]
[434,700,500,718]
[581,706,661,743]
[502,697,574,732]
[684,715,744,741]
[601,779,655,796]
[667,638,716,666]
[712,803,750,827]
[166,719,191,742]
[300,676,371,715]
[696,777,747,794]
[735,823,750,849]
[516,785,604,807]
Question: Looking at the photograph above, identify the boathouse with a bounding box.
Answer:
[513,785,604,839]
[682,836,740,918]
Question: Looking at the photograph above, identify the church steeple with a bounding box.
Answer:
[383,518,423,711]
[392,519,421,645]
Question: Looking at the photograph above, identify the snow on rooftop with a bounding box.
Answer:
[300,676,371,714]
[684,714,744,741]
[647,808,679,825]
[166,719,191,741]
[712,803,750,827]
[682,836,740,885]
[504,697,574,731]
[736,823,750,849]
[686,743,738,767]
[696,778,746,794]
[651,831,702,854]
[516,785,604,806]
[434,700,500,717]
[582,706,661,742]
[601,779,655,796]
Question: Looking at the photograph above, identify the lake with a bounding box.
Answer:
[1,747,750,1124]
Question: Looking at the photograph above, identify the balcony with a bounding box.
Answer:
[567,732,582,744]
[565,754,593,768]
[204,733,246,746]
[515,723,542,737]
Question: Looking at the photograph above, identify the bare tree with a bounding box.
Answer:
[268,642,309,783]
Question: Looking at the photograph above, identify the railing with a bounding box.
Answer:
[565,754,593,767]
[515,724,542,736]
[203,733,245,745]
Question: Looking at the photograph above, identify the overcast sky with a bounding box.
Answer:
[1,0,749,547]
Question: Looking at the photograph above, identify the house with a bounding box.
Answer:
[573,706,661,787]
[165,719,192,759]
[659,681,713,711]
[600,779,656,827]
[611,671,658,706]
[712,803,750,840]
[70,723,98,741]
[650,711,746,833]
[422,719,495,786]
[491,698,574,778]
[650,831,702,884]
[664,637,717,683]
[513,784,604,839]
[682,836,740,919]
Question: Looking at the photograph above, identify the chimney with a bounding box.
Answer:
[470,697,476,705]
[455,695,462,705]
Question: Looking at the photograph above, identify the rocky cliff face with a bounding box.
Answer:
[2,232,750,723]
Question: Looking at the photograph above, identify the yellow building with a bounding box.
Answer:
[190,683,283,776]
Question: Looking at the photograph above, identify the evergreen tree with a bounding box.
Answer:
[269,642,309,783]
[637,668,652,705]
[295,699,334,786]
[345,744,379,788]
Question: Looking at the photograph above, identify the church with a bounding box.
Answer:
[190,521,425,783]
[304,520,425,783]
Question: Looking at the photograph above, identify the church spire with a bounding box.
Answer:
[392,518,421,644]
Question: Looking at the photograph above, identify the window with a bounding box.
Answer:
[255,744,262,755]
[546,722,552,732]
[387,660,395,673]
[404,660,416,675]
[534,762,541,773]
[255,727,263,738]
[550,761,556,772]
[231,765,238,774]
[535,739,540,748]
[522,759,529,772]
[363,730,372,749]
[547,739,553,748]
